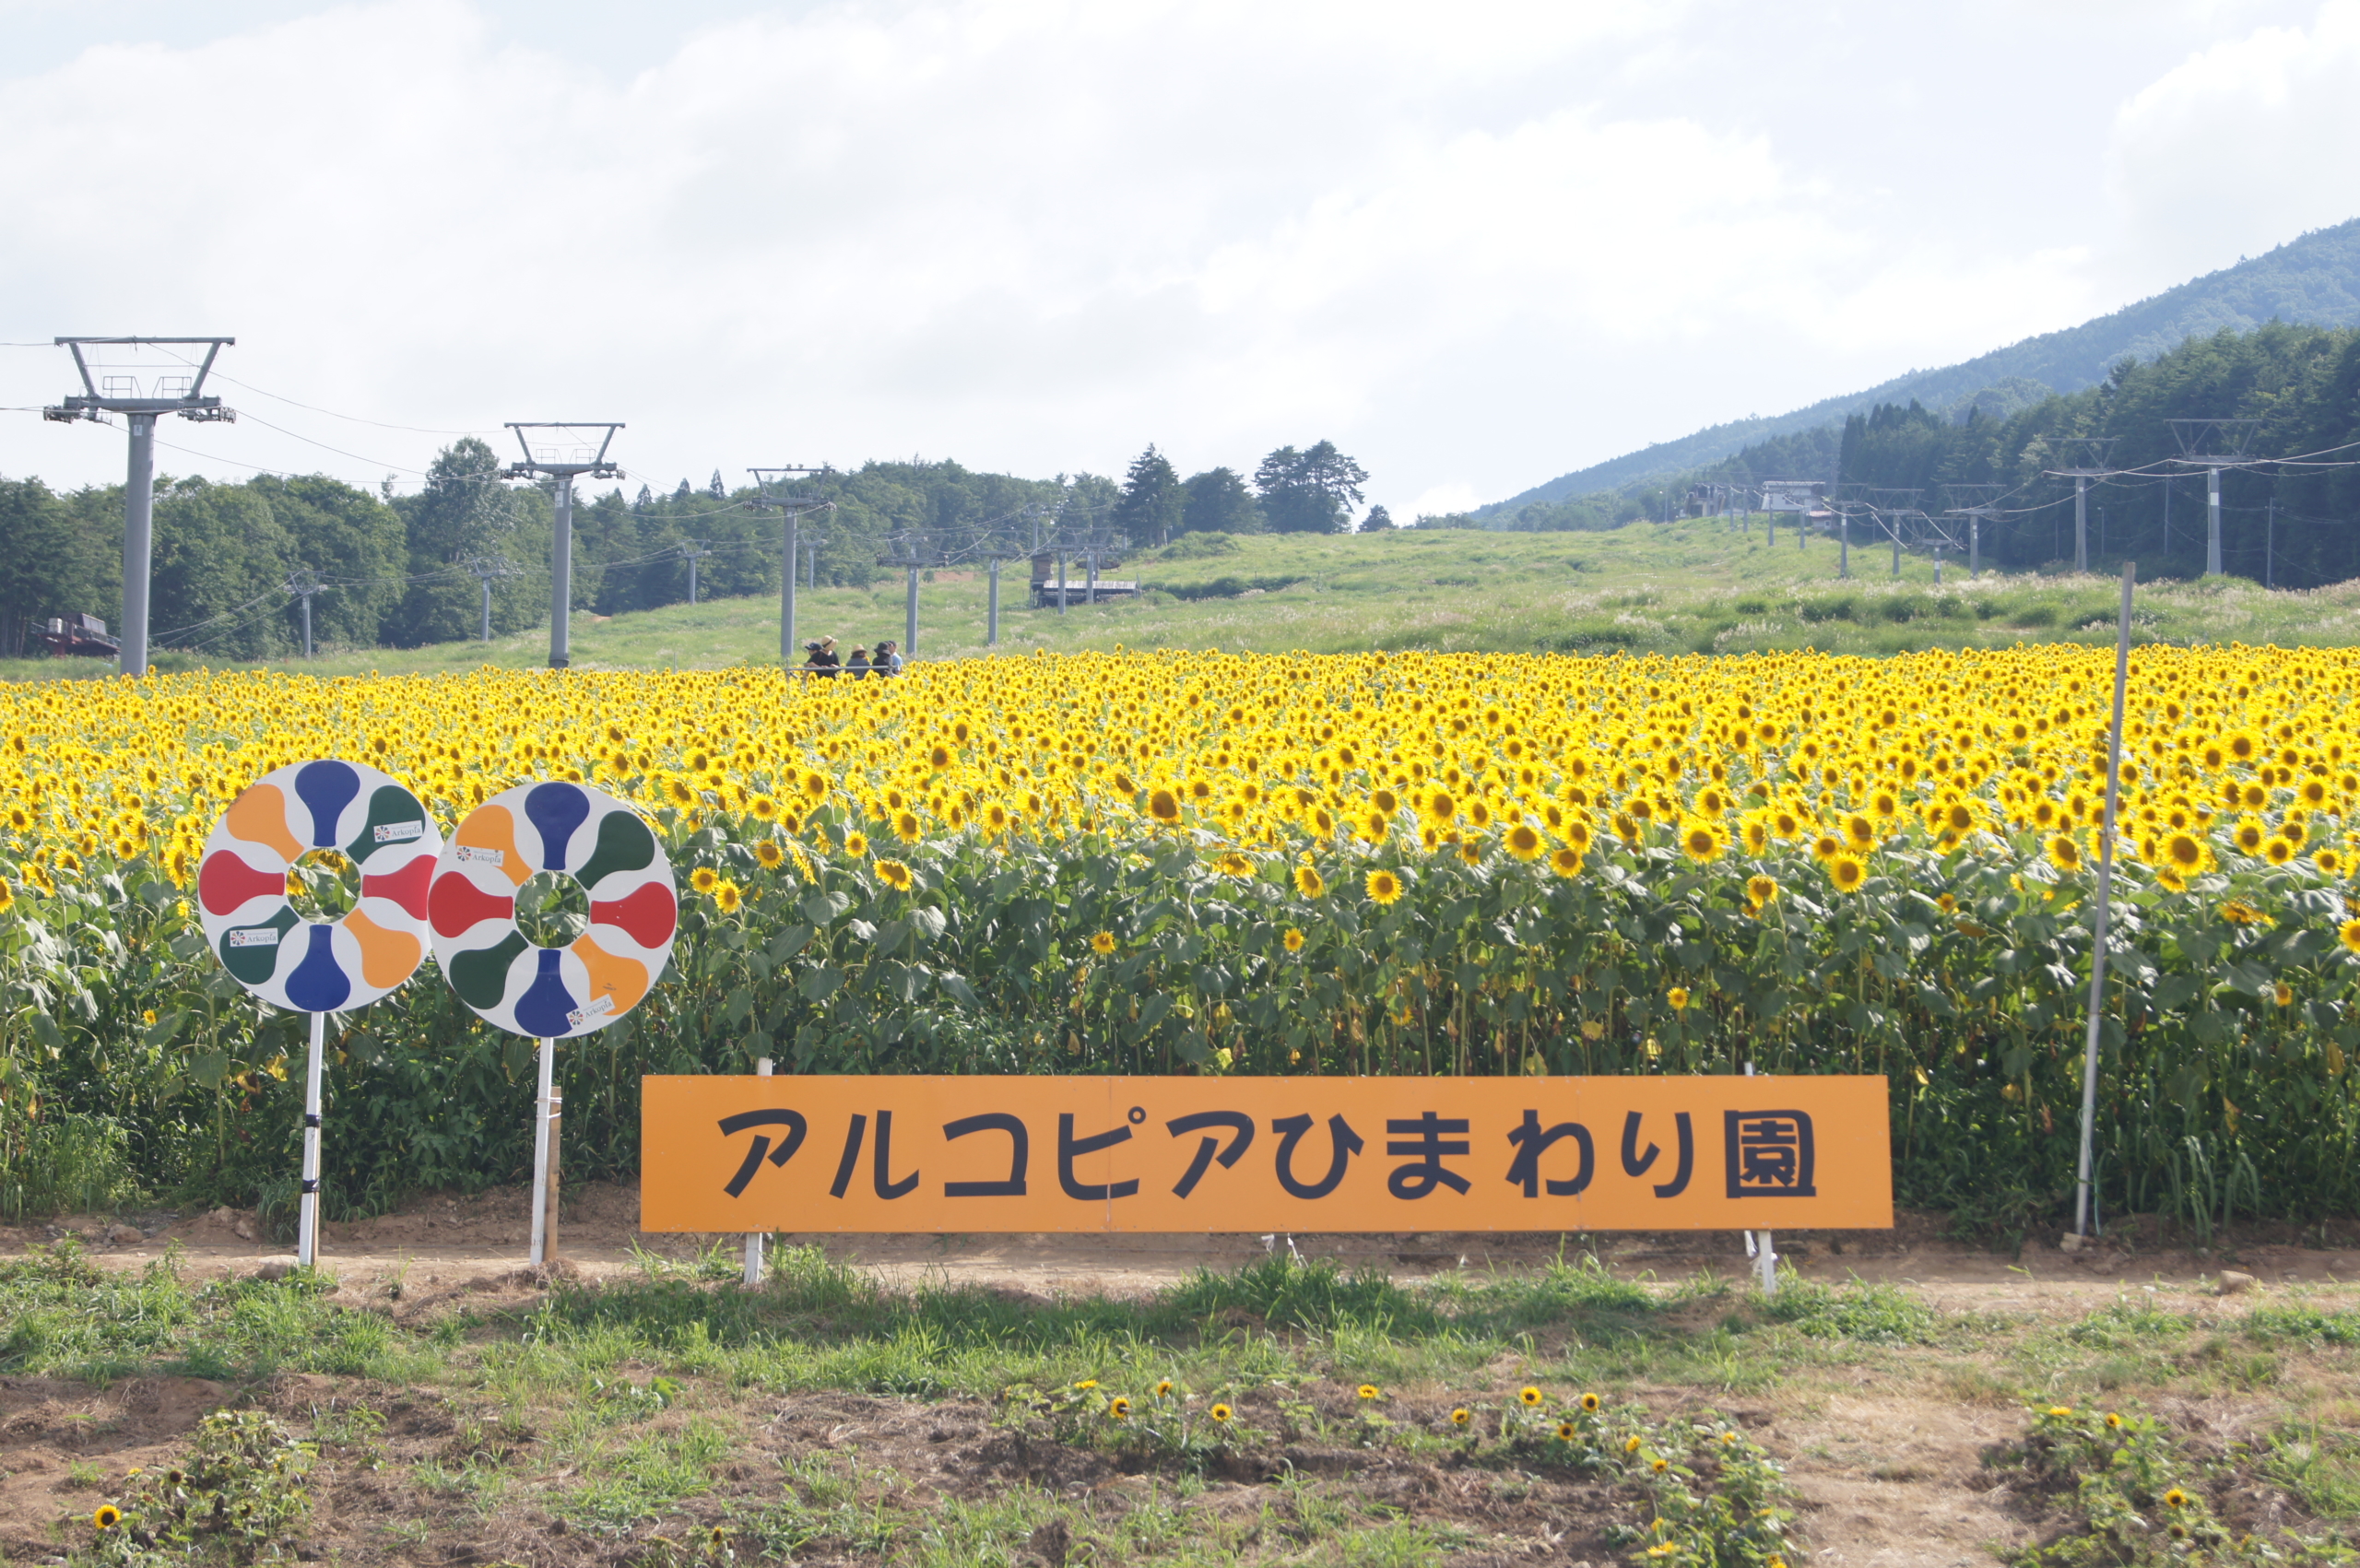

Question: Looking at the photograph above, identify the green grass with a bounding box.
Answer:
[12,1245,2360,1562]
[10,517,2359,683]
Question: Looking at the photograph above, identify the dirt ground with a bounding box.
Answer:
[9,1180,2358,1311]
[6,1190,2358,1566]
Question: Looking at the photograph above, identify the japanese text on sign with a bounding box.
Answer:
[641,1076,1891,1233]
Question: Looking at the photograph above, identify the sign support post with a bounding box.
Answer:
[530,1037,556,1264]
[744,1056,773,1285]
[1742,1061,1776,1296]
[298,1010,326,1267]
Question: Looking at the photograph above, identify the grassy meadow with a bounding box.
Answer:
[10,517,2360,684]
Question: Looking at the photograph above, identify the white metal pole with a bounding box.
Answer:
[744,1056,773,1285]
[529,1036,554,1264]
[550,476,573,668]
[298,1009,325,1267]
[2072,560,2136,1243]
[2206,468,2223,577]
[781,511,797,665]
[1742,1061,1775,1296]
[121,414,157,677]
[987,559,1000,647]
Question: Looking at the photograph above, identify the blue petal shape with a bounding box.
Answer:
[293,760,362,847]
[524,782,592,872]
[513,947,580,1038]
[284,923,353,1012]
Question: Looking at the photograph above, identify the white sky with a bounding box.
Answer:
[1,0,2354,518]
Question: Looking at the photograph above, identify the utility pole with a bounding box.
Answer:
[44,337,236,677]
[2266,496,2275,588]
[2045,438,2117,574]
[1838,506,1850,579]
[749,466,832,666]
[465,556,517,643]
[285,568,323,660]
[502,423,623,669]
[678,539,714,606]
[986,554,1002,647]
[2166,419,2260,578]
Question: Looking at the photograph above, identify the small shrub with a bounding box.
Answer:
[88,1409,314,1563]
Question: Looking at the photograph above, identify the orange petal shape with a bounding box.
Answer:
[225,784,302,864]
[454,804,529,887]
[343,906,424,991]
[569,931,650,1022]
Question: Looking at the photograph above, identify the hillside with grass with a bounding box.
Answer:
[12,519,2360,683]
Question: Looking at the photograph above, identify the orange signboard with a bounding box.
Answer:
[641,1075,1891,1233]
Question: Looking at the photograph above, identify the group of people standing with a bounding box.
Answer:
[798,635,903,678]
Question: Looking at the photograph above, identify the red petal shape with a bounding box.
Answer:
[199,851,283,916]
[429,869,514,938]
[591,880,676,950]
[361,854,433,921]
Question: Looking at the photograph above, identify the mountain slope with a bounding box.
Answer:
[1483,217,2360,513]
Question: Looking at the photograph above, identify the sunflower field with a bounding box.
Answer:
[2,645,2358,1230]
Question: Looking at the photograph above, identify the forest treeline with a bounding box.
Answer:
[0,446,1109,662]
[0,431,1375,662]
[1478,324,2360,587]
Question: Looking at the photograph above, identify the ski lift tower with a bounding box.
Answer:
[502,423,624,668]
[749,466,833,666]
[1941,483,2004,576]
[44,336,236,677]
[2043,438,2118,574]
[2165,419,2261,577]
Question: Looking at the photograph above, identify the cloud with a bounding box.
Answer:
[0,0,2333,515]
[2109,1,2360,278]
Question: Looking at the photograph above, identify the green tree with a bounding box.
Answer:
[1254,441,1368,534]
[1115,445,1185,545]
[250,476,407,650]
[149,479,295,661]
[0,479,106,657]
[390,438,547,647]
[1179,466,1263,535]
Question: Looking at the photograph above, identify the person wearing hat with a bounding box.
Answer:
[874,639,903,677]
[846,645,871,678]
[801,636,841,678]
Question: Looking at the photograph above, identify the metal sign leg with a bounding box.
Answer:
[298,1009,325,1267]
[530,1037,554,1265]
[744,1056,773,1285]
